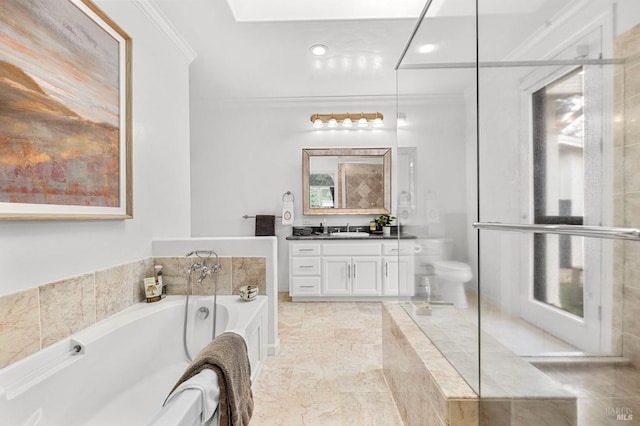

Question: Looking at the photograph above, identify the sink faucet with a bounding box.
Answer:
[346,222,350,232]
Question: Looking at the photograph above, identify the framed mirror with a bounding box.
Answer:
[302,148,391,215]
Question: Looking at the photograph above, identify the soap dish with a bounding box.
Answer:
[239,285,258,301]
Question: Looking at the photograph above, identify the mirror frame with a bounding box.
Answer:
[302,147,391,215]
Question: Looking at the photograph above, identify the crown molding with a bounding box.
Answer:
[133,0,197,63]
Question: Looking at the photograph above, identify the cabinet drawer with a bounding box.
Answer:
[291,257,320,275]
[291,277,321,295]
[291,244,321,256]
[322,243,380,256]
[383,243,414,256]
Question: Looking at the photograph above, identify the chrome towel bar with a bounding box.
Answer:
[473,222,640,241]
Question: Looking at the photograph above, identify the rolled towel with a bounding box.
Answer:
[168,332,253,426]
[163,369,220,425]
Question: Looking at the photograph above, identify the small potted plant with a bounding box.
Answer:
[375,214,396,236]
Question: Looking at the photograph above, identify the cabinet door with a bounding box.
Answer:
[322,257,351,295]
[383,257,399,296]
[384,256,411,296]
[351,257,381,296]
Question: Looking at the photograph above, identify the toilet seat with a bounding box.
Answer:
[433,260,472,282]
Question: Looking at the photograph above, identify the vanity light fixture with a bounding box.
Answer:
[310,112,384,129]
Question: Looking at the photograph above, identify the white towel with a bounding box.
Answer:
[282,200,294,225]
[164,369,220,425]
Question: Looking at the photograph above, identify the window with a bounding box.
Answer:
[532,67,585,318]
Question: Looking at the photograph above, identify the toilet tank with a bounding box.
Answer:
[416,238,453,265]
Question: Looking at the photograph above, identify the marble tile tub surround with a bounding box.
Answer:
[0,256,265,370]
[154,256,267,296]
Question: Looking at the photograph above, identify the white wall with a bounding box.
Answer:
[396,94,471,262]
[0,1,192,296]
[189,97,397,291]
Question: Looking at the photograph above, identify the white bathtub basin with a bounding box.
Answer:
[0,295,268,426]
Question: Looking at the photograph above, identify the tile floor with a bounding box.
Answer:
[251,294,403,425]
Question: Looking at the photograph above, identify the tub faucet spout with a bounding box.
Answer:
[196,266,211,285]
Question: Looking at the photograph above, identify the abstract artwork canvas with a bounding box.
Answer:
[0,0,132,219]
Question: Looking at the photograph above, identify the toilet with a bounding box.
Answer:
[414,238,472,308]
[432,260,472,308]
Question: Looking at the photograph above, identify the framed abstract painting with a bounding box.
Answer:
[0,0,132,220]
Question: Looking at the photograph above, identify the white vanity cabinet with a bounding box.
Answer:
[289,240,412,300]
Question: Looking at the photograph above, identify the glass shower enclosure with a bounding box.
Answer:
[396,0,640,423]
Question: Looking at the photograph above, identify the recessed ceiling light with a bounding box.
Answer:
[310,44,328,56]
[418,44,437,54]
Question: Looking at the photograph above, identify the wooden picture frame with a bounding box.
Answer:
[0,0,132,220]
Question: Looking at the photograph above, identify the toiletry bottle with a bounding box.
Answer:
[155,265,165,298]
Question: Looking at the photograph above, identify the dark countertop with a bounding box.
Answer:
[286,233,417,240]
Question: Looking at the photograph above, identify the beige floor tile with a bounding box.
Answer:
[252,295,402,425]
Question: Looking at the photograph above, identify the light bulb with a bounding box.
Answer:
[373,117,384,127]
[328,118,338,128]
[418,44,437,54]
[313,118,324,128]
[310,44,328,56]
[357,117,368,128]
[342,117,353,128]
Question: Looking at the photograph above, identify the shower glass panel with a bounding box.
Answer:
[397,0,640,423]
[396,0,479,392]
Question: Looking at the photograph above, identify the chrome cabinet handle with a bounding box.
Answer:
[299,285,315,288]
[347,264,351,279]
[298,265,314,269]
[299,248,315,252]
[385,262,388,277]
[353,264,357,278]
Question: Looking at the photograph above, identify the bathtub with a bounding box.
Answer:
[0,295,268,426]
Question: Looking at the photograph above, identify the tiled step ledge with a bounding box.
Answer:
[382,303,578,426]
[382,303,478,426]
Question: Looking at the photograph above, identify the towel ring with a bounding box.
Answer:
[282,191,295,202]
